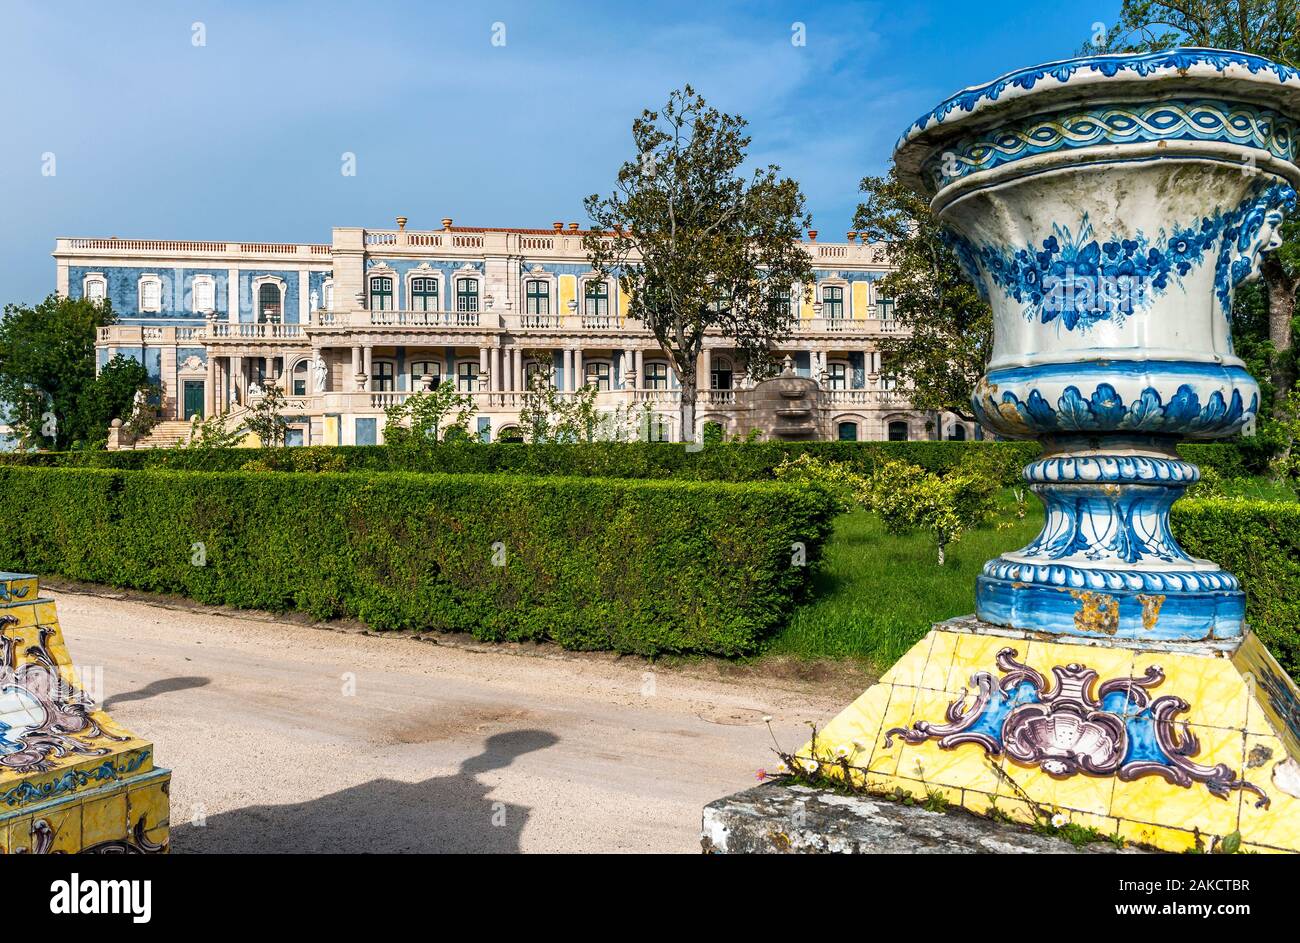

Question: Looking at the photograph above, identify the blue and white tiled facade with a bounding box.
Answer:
[58,223,950,446]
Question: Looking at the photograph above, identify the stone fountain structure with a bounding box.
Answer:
[789,48,1300,853]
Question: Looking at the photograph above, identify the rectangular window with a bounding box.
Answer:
[877,297,895,320]
[584,362,610,390]
[823,285,844,319]
[192,278,215,314]
[140,278,161,312]
[411,277,438,311]
[526,280,550,315]
[456,278,479,313]
[457,361,478,392]
[768,288,791,319]
[829,363,847,390]
[85,277,106,302]
[355,417,378,446]
[584,281,609,317]
[644,362,668,390]
[369,277,393,311]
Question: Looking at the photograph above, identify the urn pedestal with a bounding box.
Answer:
[0,573,170,853]
[796,49,1300,852]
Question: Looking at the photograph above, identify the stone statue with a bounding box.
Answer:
[313,353,327,393]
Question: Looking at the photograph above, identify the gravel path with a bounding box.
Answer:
[52,590,854,853]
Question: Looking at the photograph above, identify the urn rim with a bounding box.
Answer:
[895,47,1300,197]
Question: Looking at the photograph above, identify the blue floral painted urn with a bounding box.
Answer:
[894,49,1300,642]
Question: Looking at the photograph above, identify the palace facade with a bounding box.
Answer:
[55,219,971,446]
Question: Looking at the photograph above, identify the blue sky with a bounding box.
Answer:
[0,0,1121,305]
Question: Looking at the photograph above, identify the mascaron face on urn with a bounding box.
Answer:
[894,49,1300,642]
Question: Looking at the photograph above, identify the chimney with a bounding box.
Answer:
[396,216,408,231]
[442,217,453,231]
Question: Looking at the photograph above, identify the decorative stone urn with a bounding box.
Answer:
[779,50,1300,856]
[894,48,1300,642]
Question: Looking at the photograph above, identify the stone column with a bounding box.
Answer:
[573,347,584,390]
[479,347,490,389]
[634,349,644,383]
[563,349,574,391]
[512,347,524,392]
[362,345,373,392]
[494,346,504,392]
[701,348,712,391]
[231,354,243,404]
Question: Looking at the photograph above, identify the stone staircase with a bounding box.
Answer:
[126,419,195,449]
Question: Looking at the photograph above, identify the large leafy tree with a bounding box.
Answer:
[584,86,814,441]
[0,293,129,449]
[1091,0,1300,408]
[853,167,992,422]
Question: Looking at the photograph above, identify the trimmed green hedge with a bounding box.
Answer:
[0,441,1041,478]
[1174,498,1300,674]
[0,467,836,656]
[0,439,1267,481]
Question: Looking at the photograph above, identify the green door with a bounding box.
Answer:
[183,380,205,420]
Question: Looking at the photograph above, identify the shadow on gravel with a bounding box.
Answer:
[103,675,211,711]
[170,729,560,853]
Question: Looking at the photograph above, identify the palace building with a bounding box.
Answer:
[55,219,969,446]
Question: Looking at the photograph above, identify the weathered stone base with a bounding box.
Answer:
[702,782,1142,853]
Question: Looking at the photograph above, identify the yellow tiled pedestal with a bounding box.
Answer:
[0,573,169,854]
[795,616,1300,854]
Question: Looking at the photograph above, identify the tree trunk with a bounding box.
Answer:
[937,543,945,567]
[679,369,697,443]
[1262,255,1298,410]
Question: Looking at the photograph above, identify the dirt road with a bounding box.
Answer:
[52,590,857,853]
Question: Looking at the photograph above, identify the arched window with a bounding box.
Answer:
[828,362,848,390]
[838,421,859,441]
[948,423,968,441]
[584,280,609,317]
[497,425,524,443]
[138,275,162,313]
[291,359,310,396]
[584,361,611,390]
[258,282,283,322]
[456,277,479,313]
[410,360,441,390]
[888,420,909,441]
[822,285,845,319]
[372,361,395,392]
[644,362,669,390]
[525,280,550,315]
[710,356,733,390]
[83,274,107,304]
[411,277,438,311]
[457,361,479,392]
[369,276,393,311]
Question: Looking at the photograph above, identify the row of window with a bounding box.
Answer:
[365,274,889,319]
[83,272,300,321]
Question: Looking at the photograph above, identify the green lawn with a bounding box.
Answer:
[765,491,1042,668]
[768,476,1297,672]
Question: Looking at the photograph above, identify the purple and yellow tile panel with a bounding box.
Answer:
[794,618,1300,854]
